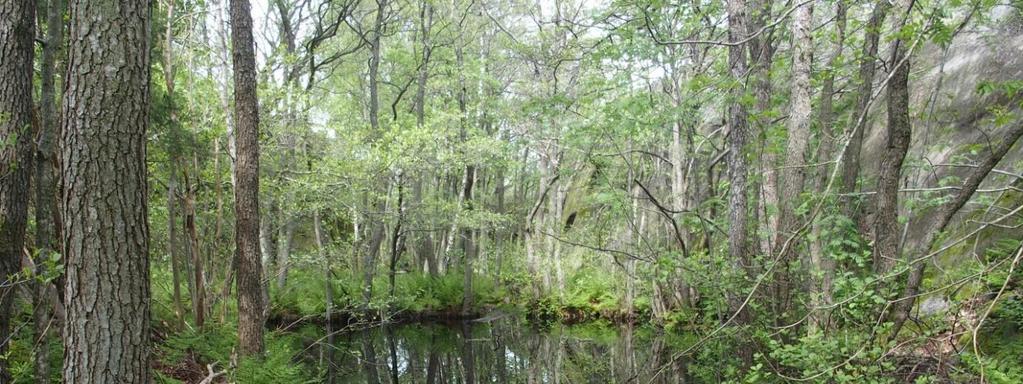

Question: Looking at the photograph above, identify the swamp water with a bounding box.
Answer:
[313,318,711,383]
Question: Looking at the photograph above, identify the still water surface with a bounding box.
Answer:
[316,318,700,383]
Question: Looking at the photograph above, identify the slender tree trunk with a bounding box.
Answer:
[0,0,36,380]
[525,155,550,302]
[460,323,477,384]
[890,125,1023,338]
[360,0,389,307]
[276,215,296,289]
[367,0,385,133]
[215,0,237,188]
[871,1,913,275]
[841,1,889,220]
[749,0,777,258]
[60,1,151,381]
[362,340,381,384]
[425,345,439,384]
[726,0,754,367]
[33,0,63,378]
[184,188,206,327]
[669,119,693,309]
[162,0,188,331]
[774,0,814,325]
[168,173,186,329]
[461,166,477,315]
[314,209,336,384]
[362,220,387,307]
[809,0,847,334]
[388,176,406,299]
[411,4,436,276]
[259,212,275,269]
[452,35,479,314]
[230,0,265,356]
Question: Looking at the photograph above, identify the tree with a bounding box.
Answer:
[230,0,266,356]
[0,0,35,380]
[162,0,188,331]
[34,0,64,379]
[725,0,754,365]
[808,0,847,333]
[774,0,814,320]
[871,0,913,275]
[840,1,889,220]
[60,0,152,381]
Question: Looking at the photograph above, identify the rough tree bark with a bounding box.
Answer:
[60,0,152,381]
[841,1,889,220]
[871,1,913,275]
[774,0,814,326]
[809,0,847,333]
[749,0,778,258]
[230,0,266,356]
[0,0,35,381]
[726,0,754,366]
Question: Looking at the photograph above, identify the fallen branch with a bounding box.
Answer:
[198,363,226,384]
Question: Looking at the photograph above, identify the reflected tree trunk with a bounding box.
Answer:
[387,327,399,384]
[363,339,381,384]
[425,343,439,384]
[460,323,476,384]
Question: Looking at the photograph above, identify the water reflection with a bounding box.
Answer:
[320,319,694,383]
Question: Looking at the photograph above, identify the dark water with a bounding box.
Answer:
[317,318,700,384]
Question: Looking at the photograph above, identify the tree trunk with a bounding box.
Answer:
[259,213,275,268]
[276,215,296,289]
[60,1,151,381]
[360,0,389,307]
[0,0,35,380]
[168,173,186,329]
[774,0,814,325]
[871,1,913,275]
[726,0,754,367]
[184,187,206,328]
[809,0,846,334]
[34,0,63,380]
[413,2,436,276]
[749,0,778,258]
[230,0,266,356]
[162,0,188,331]
[461,166,477,315]
[388,176,406,299]
[890,123,1023,338]
[215,0,237,188]
[841,1,889,220]
[314,210,336,384]
[362,219,387,307]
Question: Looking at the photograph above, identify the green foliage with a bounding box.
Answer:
[157,324,318,383]
[756,331,893,383]
[236,335,318,384]
[564,268,619,314]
